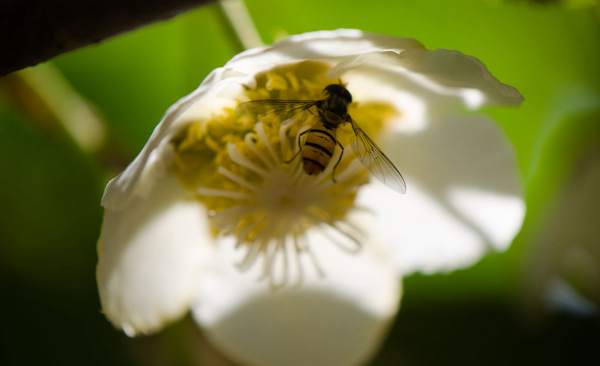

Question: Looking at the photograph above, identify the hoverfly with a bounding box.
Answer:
[244,83,407,194]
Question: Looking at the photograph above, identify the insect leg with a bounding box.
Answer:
[331,140,344,183]
[285,130,309,164]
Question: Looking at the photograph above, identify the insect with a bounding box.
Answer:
[244,83,407,194]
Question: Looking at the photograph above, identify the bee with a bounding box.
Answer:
[244,83,406,194]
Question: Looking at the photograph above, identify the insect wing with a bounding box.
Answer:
[241,99,319,121]
[350,120,407,194]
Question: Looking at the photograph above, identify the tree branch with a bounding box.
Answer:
[0,0,214,76]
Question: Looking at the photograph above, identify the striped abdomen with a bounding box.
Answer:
[301,126,337,175]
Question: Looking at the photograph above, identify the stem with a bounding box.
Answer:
[4,64,107,153]
[219,0,264,49]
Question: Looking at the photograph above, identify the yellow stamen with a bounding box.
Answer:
[171,61,397,287]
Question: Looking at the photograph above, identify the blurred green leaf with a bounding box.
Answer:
[0,101,102,288]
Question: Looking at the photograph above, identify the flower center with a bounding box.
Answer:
[172,61,396,287]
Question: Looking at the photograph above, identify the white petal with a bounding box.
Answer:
[360,114,524,274]
[338,51,521,118]
[224,29,425,75]
[97,174,211,336]
[192,233,400,366]
[100,68,247,210]
[394,48,523,106]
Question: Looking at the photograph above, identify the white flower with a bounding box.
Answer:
[97,29,524,366]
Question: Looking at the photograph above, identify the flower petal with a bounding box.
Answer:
[224,29,425,74]
[192,233,400,366]
[336,50,522,116]
[399,48,523,106]
[97,174,211,336]
[100,67,247,210]
[359,114,524,274]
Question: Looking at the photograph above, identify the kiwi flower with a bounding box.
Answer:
[97,29,524,365]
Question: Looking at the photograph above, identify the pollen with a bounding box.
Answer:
[171,61,397,288]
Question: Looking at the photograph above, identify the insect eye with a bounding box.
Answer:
[324,84,352,103]
[343,89,352,103]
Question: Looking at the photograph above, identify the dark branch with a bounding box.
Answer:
[0,0,214,76]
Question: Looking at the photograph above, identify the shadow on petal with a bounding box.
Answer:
[361,114,524,274]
